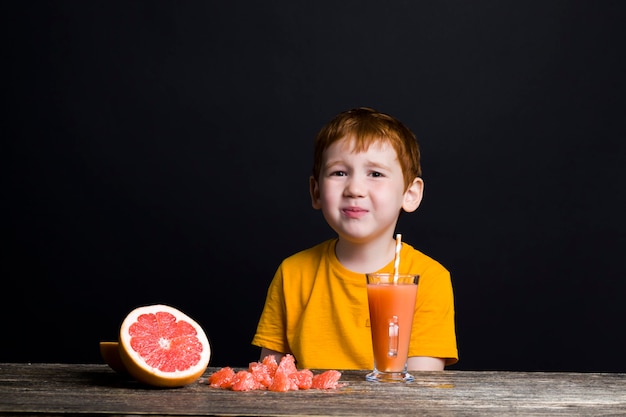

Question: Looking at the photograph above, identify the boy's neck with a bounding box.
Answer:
[334,236,398,274]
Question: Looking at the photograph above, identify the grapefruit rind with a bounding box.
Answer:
[118,304,211,387]
[99,341,129,375]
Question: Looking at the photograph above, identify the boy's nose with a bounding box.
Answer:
[344,177,366,198]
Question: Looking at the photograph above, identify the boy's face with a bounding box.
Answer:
[310,136,423,244]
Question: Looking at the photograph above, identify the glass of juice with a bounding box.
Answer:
[365,273,419,382]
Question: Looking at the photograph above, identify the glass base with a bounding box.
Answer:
[365,369,414,383]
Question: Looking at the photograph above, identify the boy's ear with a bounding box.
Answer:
[402,177,424,213]
[309,176,322,209]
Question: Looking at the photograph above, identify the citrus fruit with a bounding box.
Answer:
[118,304,211,387]
[99,341,128,375]
[291,369,314,390]
[311,370,343,389]
[231,370,261,391]
[207,366,235,388]
[205,354,344,392]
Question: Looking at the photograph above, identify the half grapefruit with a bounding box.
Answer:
[118,304,211,387]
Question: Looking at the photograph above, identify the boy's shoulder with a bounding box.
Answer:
[282,239,335,266]
[402,242,450,275]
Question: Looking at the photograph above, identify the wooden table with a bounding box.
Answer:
[1,363,625,416]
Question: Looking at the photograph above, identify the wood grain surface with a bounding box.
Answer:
[1,363,625,416]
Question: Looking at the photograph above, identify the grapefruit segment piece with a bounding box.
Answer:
[118,304,211,387]
[207,366,236,388]
[311,370,343,389]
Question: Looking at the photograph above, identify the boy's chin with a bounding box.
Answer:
[335,232,390,245]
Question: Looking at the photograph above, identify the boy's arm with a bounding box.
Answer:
[259,347,286,362]
[407,356,445,371]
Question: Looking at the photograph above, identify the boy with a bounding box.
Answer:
[252,107,458,371]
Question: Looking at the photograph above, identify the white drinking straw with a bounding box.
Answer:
[393,233,402,282]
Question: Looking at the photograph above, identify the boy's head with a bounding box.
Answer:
[312,107,422,191]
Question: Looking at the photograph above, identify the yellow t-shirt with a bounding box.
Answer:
[251,238,458,370]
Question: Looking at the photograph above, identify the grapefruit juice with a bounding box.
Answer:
[365,274,419,382]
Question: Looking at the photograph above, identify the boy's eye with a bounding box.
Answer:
[330,171,347,177]
[370,171,384,177]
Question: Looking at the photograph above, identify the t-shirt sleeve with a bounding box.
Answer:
[251,264,291,354]
[409,263,459,365]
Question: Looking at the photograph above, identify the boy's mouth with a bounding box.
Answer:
[342,207,368,218]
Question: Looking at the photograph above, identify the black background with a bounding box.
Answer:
[4,1,626,372]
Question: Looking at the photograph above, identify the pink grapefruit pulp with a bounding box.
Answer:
[118,304,211,387]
